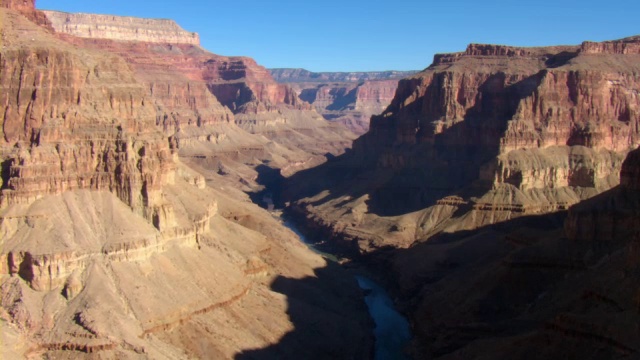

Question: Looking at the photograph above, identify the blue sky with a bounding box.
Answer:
[38,0,639,72]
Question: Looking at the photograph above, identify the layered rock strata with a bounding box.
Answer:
[45,13,355,170]
[42,10,200,45]
[388,147,640,359]
[270,69,418,134]
[270,68,419,83]
[1,5,371,359]
[284,35,640,359]
[287,36,640,252]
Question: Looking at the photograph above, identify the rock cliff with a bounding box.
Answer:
[283,36,640,359]
[42,10,200,45]
[387,148,640,358]
[271,69,417,134]
[1,6,370,359]
[270,68,419,83]
[43,10,355,167]
[1,0,34,12]
[286,36,640,253]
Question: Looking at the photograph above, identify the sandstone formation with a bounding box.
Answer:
[286,36,640,253]
[283,36,640,358]
[386,147,640,359]
[1,3,371,359]
[270,69,418,134]
[42,9,356,178]
[42,10,200,45]
[270,68,419,83]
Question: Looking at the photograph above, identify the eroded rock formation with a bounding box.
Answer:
[387,147,640,359]
[283,35,640,359]
[42,9,356,178]
[270,68,419,83]
[270,69,418,134]
[1,4,371,359]
[287,36,640,253]
[43,10,200,45]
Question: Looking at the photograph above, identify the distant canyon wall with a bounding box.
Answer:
[269,68,419,83]
[270,69,418,134]
[286,36,640,253]
[42,10,200,45]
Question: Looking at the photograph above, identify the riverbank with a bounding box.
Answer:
[276,210,413,360]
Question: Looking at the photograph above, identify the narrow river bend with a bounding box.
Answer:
[281,216,412,360]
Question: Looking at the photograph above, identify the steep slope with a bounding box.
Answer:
[1,4,371,359]
[270,68,419,83]
[42,10,200,44]
[386,147,640,359]
[270,69,418,134]
[286,38,640,253]
[282,36,640,359]
[42,10,357,184]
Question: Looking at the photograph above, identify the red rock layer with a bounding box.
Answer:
[356,37,640,199]
[1,7,371,359]
[286,36,640,258]
[0,0,34,11]
[285,79,403,134]
[0,11,174,219]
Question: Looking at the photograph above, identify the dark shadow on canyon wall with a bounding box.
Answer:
[248,164,286,208]
[234,261,373,360]
[281,71,546,217]
[360,203,640,359]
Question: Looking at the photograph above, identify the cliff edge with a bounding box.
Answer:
[42,10,200,45]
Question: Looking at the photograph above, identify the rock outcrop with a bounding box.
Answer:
[286,36,640,253]
[1,0,34,11]
[40,11,355,185]
[44,11,355,169]
[386,147,640,359]
[283,36,640,359]
[270,68,419,83]
[42,10,200,45]
[271,69,417,134]
[1,5,371,359]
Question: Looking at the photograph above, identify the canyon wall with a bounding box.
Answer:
[287,36,640,251]
[283,35,640,359]
[1,5,370,359]
[1,0,34,11]
[270,68,418,83]
[271,68,417,134]
[42,10,200,45]
[43,11,355,173]
[386,147,640,359]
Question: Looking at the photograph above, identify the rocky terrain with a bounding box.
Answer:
[0,2,371,359]
[270,69,418,134]
[286,38,640,252]
[42,11,200,45]
[270,68,419,83]
[283,37,640,358]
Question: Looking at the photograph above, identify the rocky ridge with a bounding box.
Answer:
[388,149,640,358]
[1,3,370,359]
[270,69,418,135]
[269,68,419,83]
[283,36,640,358]
[42,10,200,45]
[287,36,640,252]
[42,10,356,177]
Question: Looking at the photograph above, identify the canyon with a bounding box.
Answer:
[0,2,371,359]
[3,0,640,358]
[270,68,418,134]
[283,37,640,358]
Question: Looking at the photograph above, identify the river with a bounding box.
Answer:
[281,216,412,360]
